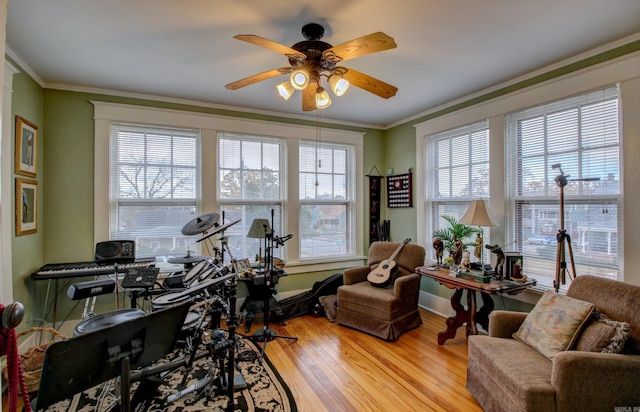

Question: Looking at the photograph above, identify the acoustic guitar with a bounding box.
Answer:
[367,238,411,287]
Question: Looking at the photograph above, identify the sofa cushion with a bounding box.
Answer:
[337,282,398,320]
[467,335,556,412]
[574,310,631,354]
[513,290,594,359]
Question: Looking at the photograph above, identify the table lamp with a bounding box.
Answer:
[459,199,498,272]
[247,218,271,269]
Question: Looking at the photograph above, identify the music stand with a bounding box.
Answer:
[34,302,190,412]
[248,210,297,362]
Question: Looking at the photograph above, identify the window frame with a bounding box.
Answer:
[93,101,365,274]
[299,140,356,261]
[504,86,622,290]
[108,122,201,270]
[423,121,491,263]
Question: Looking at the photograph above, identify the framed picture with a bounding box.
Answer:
[15,116,38,177]
[16,178,37,236]
[236,258,251,274]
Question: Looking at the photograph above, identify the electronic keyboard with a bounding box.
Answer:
[31,258,156,280]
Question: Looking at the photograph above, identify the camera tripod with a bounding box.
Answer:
[552,164,599,292]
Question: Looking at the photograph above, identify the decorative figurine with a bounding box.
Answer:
[459,249,471,272]
[451,234,463,265]
[485,244,506,279]
[474,233,483,262]
[432,238,444,266]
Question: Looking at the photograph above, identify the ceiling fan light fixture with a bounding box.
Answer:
[315,87,332,109]
[328,73,350,97]
[290,70,309,90]
[276,81,295,100]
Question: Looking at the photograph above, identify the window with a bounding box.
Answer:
[96,102,365,273]
[505,86,621,289]
[424,121,490,261]
[109,123,200,271]
[299,141,354,260]
[217,132,284,261]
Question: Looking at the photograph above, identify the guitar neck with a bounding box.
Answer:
[387,238,411,263]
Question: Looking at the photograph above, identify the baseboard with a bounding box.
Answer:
[418,290,455,318]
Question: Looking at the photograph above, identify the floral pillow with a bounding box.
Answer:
[513,290,595,359]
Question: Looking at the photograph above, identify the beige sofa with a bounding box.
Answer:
[467,275,640,412]
[336,241,425,341]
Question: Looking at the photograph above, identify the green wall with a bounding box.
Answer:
[10,59,45,326]
[9,74,386,324]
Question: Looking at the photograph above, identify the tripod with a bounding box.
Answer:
[552,164,599,292]
[553,167,577,293]
[249,211,297,362]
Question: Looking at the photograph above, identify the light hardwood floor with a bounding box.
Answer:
[2,308,483,412]
[249,308,484,412]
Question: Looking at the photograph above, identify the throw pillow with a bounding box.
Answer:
[318,294,338,323]
[573,310,631,354]
[513,290,595,359]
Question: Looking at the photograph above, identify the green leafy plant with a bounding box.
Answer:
[432,215,481,252]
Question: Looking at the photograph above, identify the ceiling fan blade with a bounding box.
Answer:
[323,32,396,62]
[341,67,398,99]
[225,67,293,90]
[234,35,306,59]
[302,81,318,112]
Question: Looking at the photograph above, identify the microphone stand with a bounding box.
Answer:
[249,210,297,362]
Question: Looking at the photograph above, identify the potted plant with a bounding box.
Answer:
[432,215,481,253]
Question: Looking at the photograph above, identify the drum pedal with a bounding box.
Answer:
[121,267,159,289]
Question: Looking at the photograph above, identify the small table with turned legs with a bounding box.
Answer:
[415,266,536,345]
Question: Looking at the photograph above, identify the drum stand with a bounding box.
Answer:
[167,236,245,411]
[248,213,297,363]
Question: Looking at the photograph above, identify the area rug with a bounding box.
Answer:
[40,337,297,412]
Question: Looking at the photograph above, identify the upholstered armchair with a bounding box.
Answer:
[467,275,640,412]
[336,241,425,341]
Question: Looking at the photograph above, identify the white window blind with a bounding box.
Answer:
[109,122,200,270]
[299,141,354,260]
[505,85,621,289]
[424,121,490,261]
[217,132,284,261]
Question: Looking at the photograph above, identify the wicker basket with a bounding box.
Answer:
[2,327,66,393]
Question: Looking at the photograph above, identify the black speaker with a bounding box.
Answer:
[95,240,136,262]
[67,279,116,300]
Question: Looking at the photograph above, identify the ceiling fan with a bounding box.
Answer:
[225,23,398,111]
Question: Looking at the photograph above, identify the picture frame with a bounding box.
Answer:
[235,258,253,277]
[16,178,38,236]
[15,116,38,177]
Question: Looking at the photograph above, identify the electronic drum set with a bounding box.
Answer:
[70,212,259,411]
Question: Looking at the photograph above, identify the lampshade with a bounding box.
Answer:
[276,82,295,100]
[247,218,271,238]
[459,199,498,227]
[315,87,332,109]
[328,73,350,97]
[290,70,309,90]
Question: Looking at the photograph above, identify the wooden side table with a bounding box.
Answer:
[416,266,535,345]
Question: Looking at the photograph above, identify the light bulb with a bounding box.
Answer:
[276,82,295,100]
[290,70,309,90]
[328,74,350,97]
[315,87,332,109]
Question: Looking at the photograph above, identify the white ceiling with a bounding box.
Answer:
[6,0,640,128]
